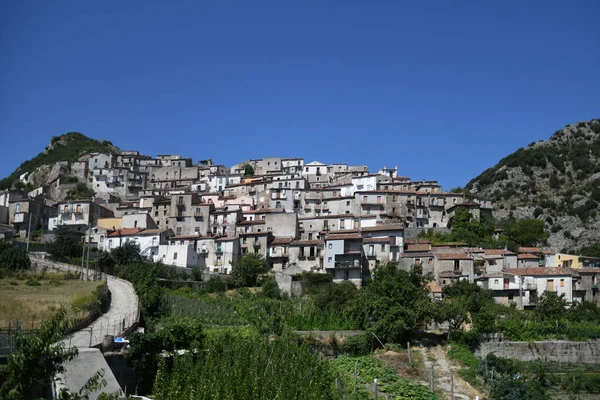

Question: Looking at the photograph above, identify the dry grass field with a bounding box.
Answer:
[0,276,97,329]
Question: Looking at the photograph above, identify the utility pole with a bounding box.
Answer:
[26,212,33,252]
[85,223,91,281]
[519,275,524,310]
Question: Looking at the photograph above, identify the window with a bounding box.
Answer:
[328,257,332,263]
[560,279,565,287]
[328,243,332,249]
[363,196,368,203]
[173,252,178,260]
[134,220,138,228]
[377,196,382,204]
[154,211,158,217]
[494,279,499,285]
[242,237,247,244]
[381,244,385,251]
[176,227,182,235]
[369,245,374,256]
[346,201,350,206]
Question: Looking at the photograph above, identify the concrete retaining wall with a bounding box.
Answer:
[475,340,600,364]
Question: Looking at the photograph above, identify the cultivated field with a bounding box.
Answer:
[0,275,97,329]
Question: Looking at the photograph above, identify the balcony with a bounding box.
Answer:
[523,283,537,291]
[194,211,203,220]
[199,248,209,257]
[361,201,384,207]
[216,247,223,255]
[60,208,72,215]
[74,206,83,214]
[253,240,261,247]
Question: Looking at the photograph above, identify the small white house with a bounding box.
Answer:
[105,228,169,261]
[158,244,200,268]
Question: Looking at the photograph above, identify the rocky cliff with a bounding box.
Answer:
[0,132,120,190]
[466,119,600,251]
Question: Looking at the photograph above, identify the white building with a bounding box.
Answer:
[158,244,201,268]
[105,228,169,261]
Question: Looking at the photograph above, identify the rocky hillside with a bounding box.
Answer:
[466,119,600,252]
[0,132,119,190]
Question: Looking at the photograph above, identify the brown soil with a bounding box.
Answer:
[375,350,421,379]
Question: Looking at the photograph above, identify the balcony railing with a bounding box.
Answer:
[216,248,223,254]
[253,240,261,247]
[523,283,537,290]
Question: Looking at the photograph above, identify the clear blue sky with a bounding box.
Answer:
[1,0,598,189]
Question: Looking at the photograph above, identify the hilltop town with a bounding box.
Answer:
[2,142,600,306]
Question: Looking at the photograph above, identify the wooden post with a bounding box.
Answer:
[374,379,378,400]
[450,372,454,400]
[407,342,412,366]
[353,360,358,393]
[430,364,435,391]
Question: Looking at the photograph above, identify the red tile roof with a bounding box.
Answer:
[406,244,431,252]
[270,237,294,245]
[435,252,472,260]
[237,220,266,225]
[405,238,431,245]
[107,228,167,237]
[484,249,516,256]
[517,253,539,260]
[290,239,324,246]
[504,267,572,276]
[325,234,363,241]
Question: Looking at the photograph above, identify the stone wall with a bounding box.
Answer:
[475,340,600,364]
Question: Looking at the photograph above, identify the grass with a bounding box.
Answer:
[0,274,97,329]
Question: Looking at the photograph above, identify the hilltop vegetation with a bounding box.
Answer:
[0,132,119,190]
[466,119,600,251]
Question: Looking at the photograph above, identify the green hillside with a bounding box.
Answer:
[0,132,119,190]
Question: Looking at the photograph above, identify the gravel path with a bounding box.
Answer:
[62,275,139,349]
[419,345,482,400]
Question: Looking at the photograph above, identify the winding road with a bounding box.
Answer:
[63,275,139,349]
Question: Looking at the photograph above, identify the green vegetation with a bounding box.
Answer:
[243,163,255,177]
[0,132,119,190]
[66,182,95,200]
[153,331,337,400]
[48,228,84,262]
[0,271,102,329]
[331,355,438,399]
[0,240,31,272]
[0,308,78,399]
[419,207,549,250]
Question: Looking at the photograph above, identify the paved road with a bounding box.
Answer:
[28,255,139,349]
[63,275,139,348]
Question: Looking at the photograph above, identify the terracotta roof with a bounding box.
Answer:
[484,249,516,256]
[405,238,431,245]
[575,268,600,274]
[290,239,324,246]
[401,252,433,258]
[426,281,443,293]
[216,236,238,242]
[325,234,363,241]
[517,253,539,260]
[433,242,468,247]
[406,244,431,252]
[518,247,539,253]
[435,252,472,260]
[504,267,572,276]
[107,228,141,237]
[270,237,294,245]
[363,237,390,244]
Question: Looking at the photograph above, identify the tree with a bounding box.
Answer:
[356,263,432,343]
[231,253,266,287]
[0,308,78,399]
[243,164,255,177]
[96,250,116,274]
[49,228,84,260]
[0,241,31,271]
[66,182,95,200]
[111,241,142,266]
[535,291,568,320]
[503,219,549,247]
[259,275,282,299]
[435,280,496,336]
[127,317,204,371]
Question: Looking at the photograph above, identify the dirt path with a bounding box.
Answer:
[419,345,482,400]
